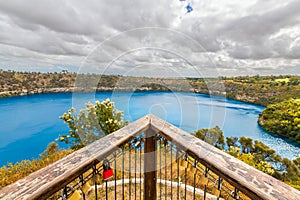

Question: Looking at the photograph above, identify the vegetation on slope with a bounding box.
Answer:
[223,75,300,105]
[1,70,300,107]
[0,70,76,96]
[1,71,300,189]
[258,99,300,144]
[0,142,73,189]
[189,75,300,106]
[193,126,300,190]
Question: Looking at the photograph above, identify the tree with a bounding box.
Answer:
[40,142,59,157]
[226,136,239,148]
[293,157,300,169]
[256,161,275,176]
[194,126,225,149]
[194,129,206,140]
[57,99,128,150]
[239,137,253,153]
[238,153,255,167]
[253,140,276,162]
[227,146,241,158]
[279,158,300,182]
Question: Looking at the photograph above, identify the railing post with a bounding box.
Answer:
[144,128,157,200]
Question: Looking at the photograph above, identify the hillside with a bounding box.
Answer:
[189,75,300,106]
[1,70,300,106]
[258,99,300,144]
[0,70,76,96]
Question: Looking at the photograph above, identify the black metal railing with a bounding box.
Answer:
[49,133,247,200]
[52,135,146,200]
[1,114,299,200]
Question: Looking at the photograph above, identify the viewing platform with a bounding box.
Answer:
[0,114,299,200]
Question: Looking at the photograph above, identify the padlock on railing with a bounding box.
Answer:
[102,159,114,181]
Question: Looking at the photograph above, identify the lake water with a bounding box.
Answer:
[0,91,299,166]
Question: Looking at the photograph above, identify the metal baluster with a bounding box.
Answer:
[233,188,239,199]
[61,186,68,200]
[193,160,197,200]
[159,136,162,200]
[140,136,142,199]
[122,145,125,200]
[164,139,167,200]
[152,132,157,200]
[203,167,209,200]
[105,178,108,200]
[176,148,180,200]
[129,142,132,200]
[78,175,86,200]
[93,165,98,200]
[134,139,137,200]
[217,177,222,200]
[184,155,187,200]
[61,185,76,200]
[114,152,117,199]
[170,144,173,200]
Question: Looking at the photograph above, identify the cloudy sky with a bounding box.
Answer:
[0,0,299,77]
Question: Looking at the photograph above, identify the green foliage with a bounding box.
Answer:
[256,161,275,176]
[294,157,300,169]
[193,126,300,189]
[57,99,128,150]
[40,142,59,157]
[223,75,300,106]
[258,99,300,144]
[226,136,239,147]
[238,153,255,166]
[238,136,253,153]
[227,146,241,157]
[253,140,276,162]
[1,70,300,107]
[279,158,300,182]
[0,70,76,97]
[193,126,225,149]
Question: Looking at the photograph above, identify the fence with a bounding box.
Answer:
[0,114,299,200]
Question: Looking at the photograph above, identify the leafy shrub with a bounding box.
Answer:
[57,99,128,150]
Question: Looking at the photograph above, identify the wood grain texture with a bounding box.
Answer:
[1,114,299,200]
[144,128,156,200]
[149,114,300,200]
[0,115,149,200]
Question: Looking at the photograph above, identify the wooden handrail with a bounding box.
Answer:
[1,114,299,200]
[149,114,300,200]
[0,115,149,200]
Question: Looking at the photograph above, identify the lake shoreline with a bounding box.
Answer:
[0,91,300,166]
[0,86,263,106]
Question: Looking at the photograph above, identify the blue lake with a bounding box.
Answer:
[0,91,299,166]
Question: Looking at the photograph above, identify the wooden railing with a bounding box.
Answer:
[0,114,299,200]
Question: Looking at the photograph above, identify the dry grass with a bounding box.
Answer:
[0,149,73,189]
[56,148,250,200]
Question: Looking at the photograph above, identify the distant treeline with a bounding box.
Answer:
[1,70,300,106]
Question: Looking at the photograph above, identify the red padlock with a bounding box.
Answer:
[103,159,114,181]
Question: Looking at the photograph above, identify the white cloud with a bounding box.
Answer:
[0,0,299,76]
